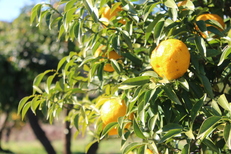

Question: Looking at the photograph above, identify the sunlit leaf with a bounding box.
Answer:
[198,116,221,138]
[218,46,231,66]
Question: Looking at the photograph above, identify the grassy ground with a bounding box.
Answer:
[1,136,122,154]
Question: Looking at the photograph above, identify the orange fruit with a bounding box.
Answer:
[100,97,129,135]
[195,13,225,38]
[128,149,154,154]
[146,149,154,154]
[101,5,126,26]
[178,0,187,7]
[94,45,122,72]
[150,39,190,80]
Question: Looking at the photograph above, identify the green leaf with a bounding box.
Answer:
[64,0,77,11]
[110,59,121,74]
[133,119,147,139]
[196,20,208,37]
[122,52,142,66]
[97,62,104,81]
[21,103,32,120]
[30,3,42,25]
[120,76,150,87]
[83,0,98,22]
[195,35,206,57]
[191,98,204,122]
[211,100,222,116]
[182,144,190,154]
[121,30,133,51]
[218,46,231,66]
[217,94,231,112]
[148,114,158,131]
[224,122,231,149]
[202,138,220,153]
[162,85,181,105]
[100,122,118,139]
[73,114,79,130]
[18,96,34,115]
[122,142,146,154]
[162,123,183,132]
[207,26,224,37]
[159,129,182,143]
[198,116,221,138]
[31,95,41,114]
[154,20,165,44]
[199,75,214,98]
[164,0,177,8]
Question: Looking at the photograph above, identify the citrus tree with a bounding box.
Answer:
[18,0,231,153]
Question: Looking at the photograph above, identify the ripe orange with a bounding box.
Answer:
[101,5,126,26]
[196,13,225,37]
[128,149,154,154]
[94,45,122,72]
[150,39,190,80]
[100,97,129,135]
[146,149,154,154]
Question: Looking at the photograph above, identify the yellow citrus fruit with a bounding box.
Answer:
[101,5,126,26]
[128,149,154,154]
[150,39,190,80]
[146,149,154,154]
[178,0,187,7]
[196,13,225,37]
[94,45,122,72]
[100,97,128,135]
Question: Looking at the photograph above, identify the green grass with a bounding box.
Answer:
[1,136,122,154]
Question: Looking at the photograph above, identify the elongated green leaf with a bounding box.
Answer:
[133,119,147,139]
[164,0,177,8]
[18,96,34,115]
[218,46,231,66]
[217,94,231,112]
[21,102,32,120]
[162,85,181,105]
[110,59,121,74]
[159,129,182,143]
[57,56,67,71]
[121,76,150,86]
[199,75,214,98]
[122,52,142,66]
[202,138,220,153]
[83,0,98,22]
[224,123,231,149]
[195,35,206,57]
[122,142,146,154]
[148,114,158,131]
[191,99,204,122]
[100,122,118,139]
[154,20,165,44]
[64,0,77,11]
[196,20,208,37]
[31,95,41,114]
[162,123,183,132]
[198,116,221,137]
[182,144,190,154]
[97,62,104,81]
[121,30,133,51]
[30,3,42,25]
[211,100,222,116]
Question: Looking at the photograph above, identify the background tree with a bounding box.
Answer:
[0,9,75,153]
[18,0,231,153]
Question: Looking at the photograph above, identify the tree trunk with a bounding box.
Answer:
[27,109,56,154]
[0,112,9,150]
[64,106,72,154]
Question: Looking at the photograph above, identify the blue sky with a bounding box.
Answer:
[0,0,46,22]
